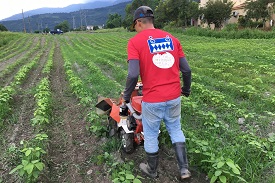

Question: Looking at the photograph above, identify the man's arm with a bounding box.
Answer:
[123,60,140,102]
[179,57,191,97]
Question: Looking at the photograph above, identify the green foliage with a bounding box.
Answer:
[0,24,8,31]
[88,112,108,137]
[111,162,143,183]
[93,25,99,30]
[205,157,246,183]
[42,43,54,74]
[223,23,238,31]
[12,58,37,86]
[202,0,233,29]
[32,77,51,127]
[58,32,275,182]
[0,32,22,47]
[9,134,48,182]
[182,26,275,39]
[122,0,158,30]
[0,86,15,125]
[238,15,267,28]
[155,0,201,28]
[43,27,50,33]
[106,13,122,29]
[54,20,70,32]
[245,0,275,24]
[94,152,143,183]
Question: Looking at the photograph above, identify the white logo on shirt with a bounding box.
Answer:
[152,52,175,69]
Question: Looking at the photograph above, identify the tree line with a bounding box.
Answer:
[106,0,275,30]
[1,0,274,32]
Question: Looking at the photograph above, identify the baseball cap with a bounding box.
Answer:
[130,6,154,30]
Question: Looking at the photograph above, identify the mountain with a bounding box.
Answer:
[1,1,130,32]
[2,0,130,21]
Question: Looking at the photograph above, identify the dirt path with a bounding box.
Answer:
[122,145,209,183]
[47,44,109,182]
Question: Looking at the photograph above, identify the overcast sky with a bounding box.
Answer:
[0,0,89,20]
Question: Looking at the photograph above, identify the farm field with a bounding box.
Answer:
[0,31,274,183]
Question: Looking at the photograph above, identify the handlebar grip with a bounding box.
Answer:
[126,103,142,120]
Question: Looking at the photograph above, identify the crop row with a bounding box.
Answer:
[9,77,51,181]
[0,36,35,63]
[9,40,55,182]
[0,35,28,60]
[0,48,44,124]
[60,36,121,99]
[0,37,47,82]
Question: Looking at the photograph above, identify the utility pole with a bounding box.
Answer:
[73,16,76,30]
[40,20,43,32]
[80,9,83,30]
[79,9,87,31]
[28,16,32,33]
[84,11,87,30]
[22,9,26,33]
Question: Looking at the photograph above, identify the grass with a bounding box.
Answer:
[0,32,23,48]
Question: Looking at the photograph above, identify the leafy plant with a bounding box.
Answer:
[204,157,246,183]
[94,152,143,183]
[9,135,47,182]
[32,77,51,127]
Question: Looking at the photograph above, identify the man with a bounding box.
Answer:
[123,6,192,180]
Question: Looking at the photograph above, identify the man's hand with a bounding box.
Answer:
[121,97,130,104]
[181,87,190,97]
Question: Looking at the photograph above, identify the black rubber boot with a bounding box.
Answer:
[139,151,159,178]
[173,142,191,179]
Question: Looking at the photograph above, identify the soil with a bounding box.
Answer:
[120,140,209,183]
[46,43,109,183]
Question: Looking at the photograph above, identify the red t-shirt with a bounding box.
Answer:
[127,29,185,102]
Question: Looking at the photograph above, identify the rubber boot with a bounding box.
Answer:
[139,151,159,178]
[173,142,191,179]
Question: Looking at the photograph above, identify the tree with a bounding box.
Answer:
[54,20,70,32]
[106,13,122,29]
[93,25,99,31]
[154,0,169,28]
[43,27,50,33]
[245,0,275,27]
[155,0,200,28]
[179,1,201,27]
[202,0,233,29]
[0,24,8,31]
[122,0,159,30]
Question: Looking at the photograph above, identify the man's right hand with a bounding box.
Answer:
[181,88,190,97]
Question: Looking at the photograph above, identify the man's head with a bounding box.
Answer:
[131,6,155,33]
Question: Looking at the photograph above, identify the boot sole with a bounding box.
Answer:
[181,173,191,179]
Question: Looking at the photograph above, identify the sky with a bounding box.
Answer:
[0,0,89,20]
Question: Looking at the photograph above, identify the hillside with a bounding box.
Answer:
[1,1,130,32]
[1,0,130,21]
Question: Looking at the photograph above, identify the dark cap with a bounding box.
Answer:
[130,6,154,30]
